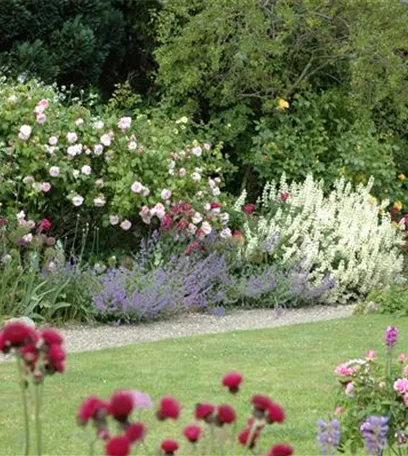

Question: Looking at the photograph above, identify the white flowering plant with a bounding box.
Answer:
[239,174,404,303]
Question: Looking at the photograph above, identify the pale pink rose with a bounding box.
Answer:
[192,212,203,224]
[220,228,232,239]
[67,144,82,157]
[118,117,132,131]
[334,407,344,416]
[128,141,137,151]
[18,125,32,140]
[192,172,201,182]
[36,113,46,124]
[109,215,119,226]
[188,223,197,234]
[66,132,78,143]
[365,350,376,361]
[75,118,84,126]
[84,146,91,155]
[139,206,151,218]
[100,133,111,146]
[94,144,104,156]
[38,99,49,108]
[345,381,355,397]
[93,120,104,130]
[72,195,84,207]
[120,220,132,231]
[153,203,165,219]
[196,228,205,240]
[192,146,202,157]
[41,182,51,192]
[204,202,211,211]
[179,168,186,177]
[204,143,211,151]
[26,220,35,229]
[49,166,60,177]
[22,175,34,185]
[48,136,58,146]
[45,145,57,154]
[141,186,150,196]
[34,104,45,114]
[201,221,212,235]
[22,233,33,243]
[161,189,172,201]
[334,363,356,377]
[398,353,407,363]
[131,181,143,193]
[94,196,106,207]
[81,165,91,176]
[394,378,408,394]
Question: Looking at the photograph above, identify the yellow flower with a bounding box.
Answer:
[394,201,403,211]
[277,98,289,110]
[399,173,406,181]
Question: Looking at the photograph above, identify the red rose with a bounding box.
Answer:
[110,391,134,421]
[265,444,294,456]
[125,423,146,443]
[176,219,189,231]
[161,215,173,231]
[39,218,52,232]
[280,192,289,202]
[238,428,260,448]
[243,203,256,214]
[251,394,272,411]
[161,439,179,455]
[183,425,201,443]
[216,405,236,425]
[195,403,215,421]
[105,436,130,456]
[157,396,180,420]
[77,397,110,425]
[266,402,285,424]
[222,372,243,393]
[40,328,63,346]
[210,202,222,209]
[0,322,37,352]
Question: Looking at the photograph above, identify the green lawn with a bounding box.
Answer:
[0,314,405,455]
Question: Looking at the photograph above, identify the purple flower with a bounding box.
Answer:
[360,416,388,456]
[317,419,341,455]
[384,326,398,348]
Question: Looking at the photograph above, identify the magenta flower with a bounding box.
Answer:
[129,391,153,409]
[385,326,398,348]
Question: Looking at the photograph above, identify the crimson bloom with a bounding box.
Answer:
[210,202,223,209]
[161,439,179,455]
[40,328,63,346]
[157,396,180,420]
[195,403,215,422]
[77,396,110,425]
[125,423,146,443]
[39,218,52,232]
[176,219,189,231]
[216,405,236,426]
[251,394,272,411]
[265,444,294,456]
[266,402,285,424]
[280,192,289,202]
[222,371,243,393]
[0,322,37,352]
[161,215,173,231]
[105,436,130,456]
[243,203,256,214]
[110,391,134,422]
[45,343,66,373]
[238,427,260,448]
[183,425,201,443]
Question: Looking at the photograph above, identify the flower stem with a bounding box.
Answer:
[34,383,42,456]
[16,356,30,456]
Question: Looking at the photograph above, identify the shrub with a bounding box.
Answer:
[358,285,408,317]
[240,174,404,304]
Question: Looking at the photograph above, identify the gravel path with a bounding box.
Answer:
[0,305,354,361]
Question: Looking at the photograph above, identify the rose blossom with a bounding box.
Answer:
[141,186,150,196]
[212,186,221,196]
[179,168,186,177]
[345,381,355,397]
[72,195,84,207]
[93,120,104,130]
[398,353,407,363]
[23,175,34,184]
[41,182,51,192]
[334,363,356,377]
[22,233,33,243]
[131,181,143,193]
[66,132,78,143]
[192,172,201,182]
[192,146,202,157]
[201,221,212,235]
[100,133,112,146]
[188,223,197,234]
[118,117,131,131]
[75,118,84,126]
[67,144,82,157]
[16,210,25,220]
[18,125,32,140]
[109,215,119,226]
[365,350,376,361]
[191,212,203,224]
[48,136,58,146]
[161,189,172,201]
[94,196,106,207]
[38,98,49,108]
[81,165,91,176]
[94,144,103,156]
[36,113,46,124]
[394,378,408,394]
[153,203,165,219]
[128,141,137,151]
[120,219,132,231]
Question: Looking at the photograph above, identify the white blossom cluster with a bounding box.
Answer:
[243,174,404,303]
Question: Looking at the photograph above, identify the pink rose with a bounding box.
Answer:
[334,363,356,377]
[345,381,355,397]
[161,189,172,201]
[394,378,408,394]
[41,182,51,192]
[131,181,143,193]
[36,113,46,124]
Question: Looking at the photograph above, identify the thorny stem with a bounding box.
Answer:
[16,356,30,456]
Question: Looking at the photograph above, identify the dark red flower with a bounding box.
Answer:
[176,219,189,231]
[210,202,223,209]
[181,203,192,212]
[185,241,202,256]
[161,439,179,455]
[161,215,173,231]
[0,322,37,352]
[265,444,294,456]
[222,372,243,393]
[110,391,134,422]
[243,203,256,214]
[77,396,110,425]
[40,328,63,346]
[266,402,285,424]
[19,343,38,367]
[216,405,236,425]
[39,218,52,232]
[105,436,130,456]
[280,192,289,202]
[183,425,201,443]
[195,403,215,421]
[238,428,260,448]
[251,394,272,411]
[157,396,180,420]
[45,343,66,373]
[125,423,146,443]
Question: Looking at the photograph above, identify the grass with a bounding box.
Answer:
[0,314,405,455]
